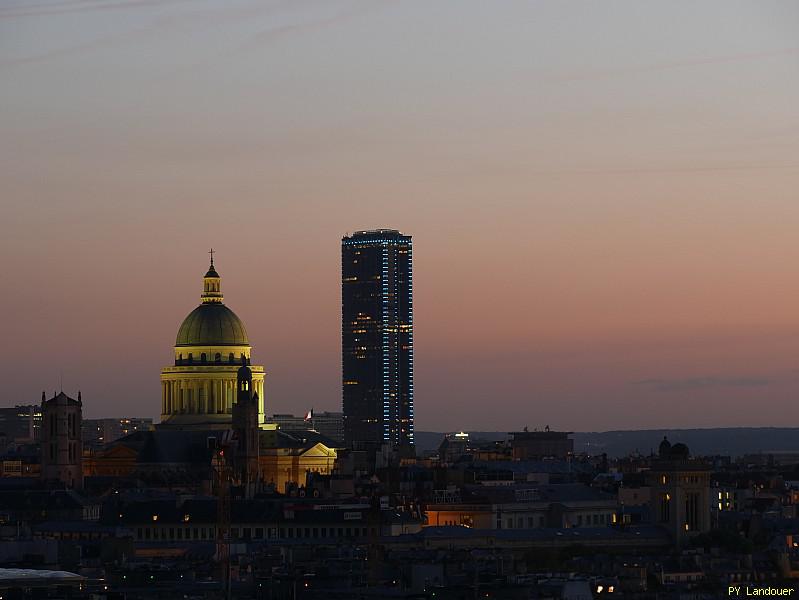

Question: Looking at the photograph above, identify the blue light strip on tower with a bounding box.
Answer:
[382,242,390,442]
[407,241,414,443]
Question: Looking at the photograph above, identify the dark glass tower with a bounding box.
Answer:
[342,229,413,450]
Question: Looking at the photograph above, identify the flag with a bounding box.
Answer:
[304,409,313,422]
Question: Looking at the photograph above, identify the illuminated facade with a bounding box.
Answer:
[160,256,266,429]
[342,230,414,449]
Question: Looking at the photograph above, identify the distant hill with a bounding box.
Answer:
[415,428,799,458]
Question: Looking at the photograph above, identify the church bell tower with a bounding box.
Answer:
[232,363,260,498]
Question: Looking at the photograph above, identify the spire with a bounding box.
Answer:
[201,250,223,304]
[42,391,45,403]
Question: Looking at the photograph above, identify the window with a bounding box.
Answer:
[201,353,206,363]
[229,353,234,363]
[661,493,671,522]
[215,353,221,363]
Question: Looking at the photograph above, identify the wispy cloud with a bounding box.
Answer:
[0,0,191,20]
[633,375,771,393]
[243,0,389,48]
[549,47,799,85]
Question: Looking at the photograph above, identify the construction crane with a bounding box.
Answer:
[212,444,232,600]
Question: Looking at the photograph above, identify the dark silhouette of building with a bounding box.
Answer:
[40,391,83,490]
[647,437,711,545]
[232,362,260,498]
[510,428,574,460]
[0,404,42,442]
[342,229,414,451]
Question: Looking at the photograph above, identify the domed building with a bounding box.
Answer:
[159,257,265,429]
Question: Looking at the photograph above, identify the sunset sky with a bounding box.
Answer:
[2,0,799,432]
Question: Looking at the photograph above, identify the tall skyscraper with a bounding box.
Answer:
[342,229,414,450]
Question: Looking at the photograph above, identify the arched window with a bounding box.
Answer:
[229,353,234,363]
[240,353,246,364]
[215,353,221,363]
[188,353,193,364]
[201,353,207,363]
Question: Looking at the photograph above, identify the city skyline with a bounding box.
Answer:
[2,1,799,432]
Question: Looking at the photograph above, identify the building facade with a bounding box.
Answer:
[159,256,266,429]
[82,417,152,447]
[40,391,83,490]
[341,230,414,450]
[510,429,574,460]
[425,484,617,530]
[0,405,43,442]
[647,438,711,545]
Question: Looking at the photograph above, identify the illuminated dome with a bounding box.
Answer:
[174,255,249,347]
[176,304,249,347]
[160,252,266,430]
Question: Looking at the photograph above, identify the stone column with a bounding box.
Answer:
[209,381,215,415]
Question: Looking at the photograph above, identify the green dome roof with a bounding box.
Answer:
[176,303,249,347]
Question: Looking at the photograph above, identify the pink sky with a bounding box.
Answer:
[1,1,798,431]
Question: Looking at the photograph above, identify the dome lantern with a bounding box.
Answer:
[201,248,223,304]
